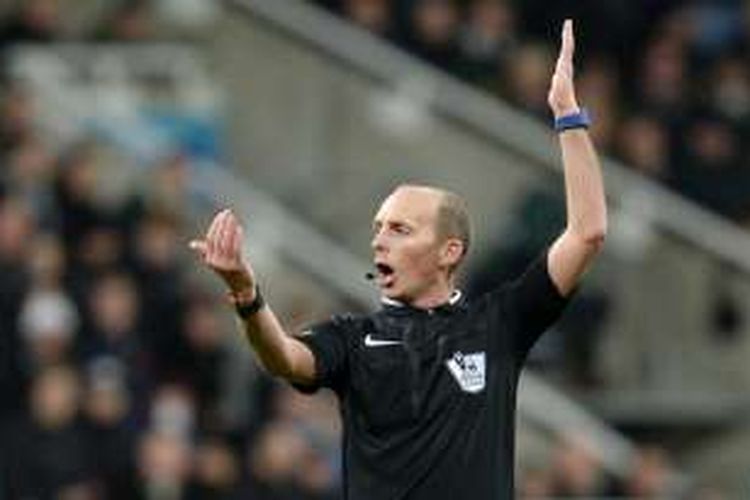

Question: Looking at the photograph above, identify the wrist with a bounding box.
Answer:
[224,270,254,295]
[227,286,256,303]
[553,107,591,133]
[228,284,265,319]
[553,105,580,119]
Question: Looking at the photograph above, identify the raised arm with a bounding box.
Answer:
[546,19,607,296]
[190,209,316,384]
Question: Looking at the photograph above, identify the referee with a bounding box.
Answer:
[190,19,606,500]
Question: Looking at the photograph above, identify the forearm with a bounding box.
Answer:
[189,209,317,383]
[239,305,315,383]
[546,20,606,295]
[547,129,607,295]
[558,127,607,245]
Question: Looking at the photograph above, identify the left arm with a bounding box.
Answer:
[547,20,607,296]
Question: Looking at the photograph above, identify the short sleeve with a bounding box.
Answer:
[502,250,572,359]
[291,316,350,395]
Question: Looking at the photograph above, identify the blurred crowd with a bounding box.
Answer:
[0,80,342,500]
[316,0,750,223]
[517,432,730,500]
[0,0,738,498]
[0,1,341,499]
[0,0,159,42]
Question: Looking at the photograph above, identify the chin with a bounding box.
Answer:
[381,286,401,298]
[383,287,412,304]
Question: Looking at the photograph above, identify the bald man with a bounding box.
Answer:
[191,19,605,500]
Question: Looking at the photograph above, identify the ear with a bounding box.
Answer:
[439,238,465,269]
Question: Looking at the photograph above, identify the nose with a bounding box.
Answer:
[371,230,387,253]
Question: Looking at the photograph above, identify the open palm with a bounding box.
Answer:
[548,19,580,118]
[190,209,255,293]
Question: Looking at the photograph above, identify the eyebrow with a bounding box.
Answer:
[372,218,414,231]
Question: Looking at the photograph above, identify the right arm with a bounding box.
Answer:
[240,304,317,384]
[190,209,316,385]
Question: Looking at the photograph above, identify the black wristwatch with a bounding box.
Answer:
[229,285,266,319]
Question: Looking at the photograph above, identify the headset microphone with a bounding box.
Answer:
[365,271,376,281]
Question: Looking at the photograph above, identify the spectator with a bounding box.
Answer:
[504,42,555,118]
[517,467,553,498]
[576,57,621,149]
[54,141,107,250]
[634,32,689,122]
[459,0,517,86]
[18,287,79,371]
[708,56,750,127]
[403,0,461,73]
[141,152,191,220]
[149,383,197,440]
[2,366,97,498]
[621,445,676,498]
[672,114,750,220]
[342,0,394,38]
[170,293,228,425]
[80,271,152,410]
[82,357,139,499]
[238,421,314,500]
[615,113,671,181]
[5,134,57,222]
[0,0,63,43]
[0,197,33,417]
[28,232,67,289]
[94,0,157,43]
[132,209,186,371]
[135,429,193,500]
[0,85,35,154]
[68,222,128,308]
[548,432,606,497]
[291,447,339,500]
[187,437,241,499]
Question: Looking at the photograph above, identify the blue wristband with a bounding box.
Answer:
[554,108,591,132]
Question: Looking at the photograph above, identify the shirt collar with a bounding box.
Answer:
[381,289,463,311]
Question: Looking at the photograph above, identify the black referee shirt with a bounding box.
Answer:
[294,251,570,500]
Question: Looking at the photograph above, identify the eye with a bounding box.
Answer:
[392,223,411,235]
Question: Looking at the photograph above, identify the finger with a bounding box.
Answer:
[561,19,574,62]
[214,209,233,260]
[224,210,241,256]
[232,221,244,262]
[554,53,569,76]
[206,209,229,259]
[225,213,243,263]
[555,32,574,78]
[217,210,236,259]
[205,209,225,243]
[188,240,207,260]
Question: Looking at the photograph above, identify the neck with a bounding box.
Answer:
[401,278,457,309]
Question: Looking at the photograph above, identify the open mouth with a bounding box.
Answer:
[375,263,395,287]
[376,263,394,276]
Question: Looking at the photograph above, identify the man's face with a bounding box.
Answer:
[371,187,446,302]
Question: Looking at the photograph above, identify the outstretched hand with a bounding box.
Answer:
[190,209,255,293]
[548,19,580,118]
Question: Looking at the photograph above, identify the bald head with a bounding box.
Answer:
[393,184,471,265]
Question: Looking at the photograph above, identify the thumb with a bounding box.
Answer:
[189,240,207,257]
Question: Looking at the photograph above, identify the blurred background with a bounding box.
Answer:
[1,0,750,498]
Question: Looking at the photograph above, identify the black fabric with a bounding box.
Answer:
[2,417,97,498]
[292,251,570,500]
